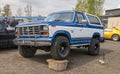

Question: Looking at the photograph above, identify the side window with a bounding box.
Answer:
[87,15,101,25]
[104,29,113,32]
[75,13,84,24]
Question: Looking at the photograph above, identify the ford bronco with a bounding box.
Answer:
[16,10,104,60]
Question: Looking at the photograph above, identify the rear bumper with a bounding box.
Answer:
[17,38,51,46]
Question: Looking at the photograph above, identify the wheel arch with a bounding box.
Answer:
[111,34,120,38]
[111,34,120,41]
[92,32,101,40]
[51,30,71,44]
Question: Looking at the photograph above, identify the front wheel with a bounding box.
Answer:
[88,39,100,56]
[18,45,37,58]
[51,36,70,60]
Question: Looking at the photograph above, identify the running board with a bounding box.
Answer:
[70,43,90,47]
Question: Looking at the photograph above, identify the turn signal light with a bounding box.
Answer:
[15,32,18,36]
[41,32,49,36]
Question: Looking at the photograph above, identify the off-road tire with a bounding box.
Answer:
[88,39,100,55]
[18,45,37,58]
[51,36,70,60]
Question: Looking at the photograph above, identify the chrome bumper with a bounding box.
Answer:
[18,38,51,46]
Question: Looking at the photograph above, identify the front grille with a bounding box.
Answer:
[18,26,40,35]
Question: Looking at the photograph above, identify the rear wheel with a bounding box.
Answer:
[51,36,70,60]
[88,39,100,55]
[112,34,119,41]
[18,45,37,58]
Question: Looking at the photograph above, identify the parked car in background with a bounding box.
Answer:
[0,21,16,48]
[104,28,120,41]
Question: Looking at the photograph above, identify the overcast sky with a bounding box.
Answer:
[0,0,120,16]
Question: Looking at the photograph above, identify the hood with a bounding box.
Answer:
[16,21,74,27]
[16,21,49,27]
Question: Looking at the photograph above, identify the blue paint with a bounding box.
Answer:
[18,36,51,38]
[51,30,71,43]
[92,32,101,40]
[70,39,91,45]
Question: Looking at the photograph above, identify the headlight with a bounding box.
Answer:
[43,25,49,30]
[41,25,49,36]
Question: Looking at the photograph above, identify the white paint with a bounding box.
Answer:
[49,25,103,38]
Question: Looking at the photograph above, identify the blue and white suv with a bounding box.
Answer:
[16,10,104,60]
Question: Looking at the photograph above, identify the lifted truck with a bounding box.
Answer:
[0,21,16,48]
[16,10,104,60]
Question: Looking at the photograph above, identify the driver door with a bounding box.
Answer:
[74,12,89,41]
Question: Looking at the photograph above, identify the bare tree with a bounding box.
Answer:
[17,8,22,16]
[0,8,1,13]
[0,7,1,16]
[24,4,32,16]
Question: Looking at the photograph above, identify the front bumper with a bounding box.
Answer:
[18,38,51,46]
[13,38,18,45]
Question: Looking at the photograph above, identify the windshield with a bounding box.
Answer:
[44,12,74,22]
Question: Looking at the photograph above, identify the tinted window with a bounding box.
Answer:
[87,15,101,25]
[75,13,84,24]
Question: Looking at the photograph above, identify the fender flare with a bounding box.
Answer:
[51,30,71,43]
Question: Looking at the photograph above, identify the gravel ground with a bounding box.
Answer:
[0,40,120,74]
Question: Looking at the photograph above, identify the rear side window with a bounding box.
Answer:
[87,15,101,25]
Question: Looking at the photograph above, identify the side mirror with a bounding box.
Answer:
[81,20,87,24]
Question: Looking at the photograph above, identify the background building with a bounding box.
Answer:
[101,8,120,29]
[106,8,120,17]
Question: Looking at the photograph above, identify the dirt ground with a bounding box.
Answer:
[0,40,120,74]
